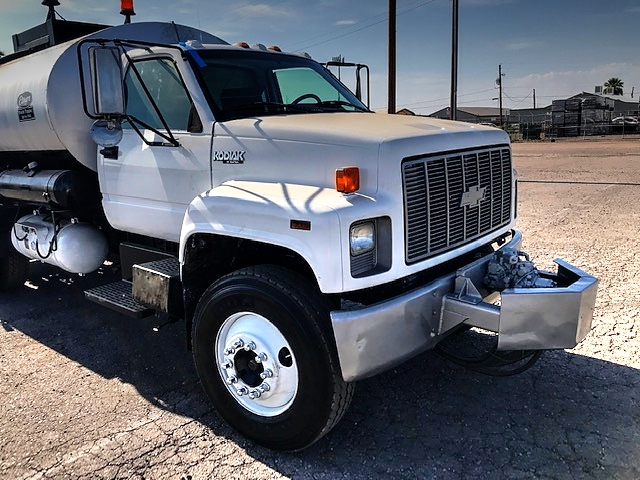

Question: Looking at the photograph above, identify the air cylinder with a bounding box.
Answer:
[11,214,108,274]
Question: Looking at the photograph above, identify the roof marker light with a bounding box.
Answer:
[120,0,135,24]
[336,167,360,194]
[234,42,250,48]
[268,45,282,52]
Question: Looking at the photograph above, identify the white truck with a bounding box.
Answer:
[0,3,598,450]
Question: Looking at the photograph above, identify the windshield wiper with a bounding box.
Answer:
[228,101,319,114]
[316,100,369,112]
[224,100,368,120]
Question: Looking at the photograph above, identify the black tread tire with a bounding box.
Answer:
[0,253,29,290]
[192,265,354,451]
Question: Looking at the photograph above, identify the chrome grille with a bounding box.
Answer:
[403,146,512,264]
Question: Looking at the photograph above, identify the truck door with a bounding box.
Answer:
[98,56,211,243]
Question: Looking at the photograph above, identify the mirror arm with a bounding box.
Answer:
[126,115,180,147]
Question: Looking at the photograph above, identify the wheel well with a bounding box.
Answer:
[182,233,319,346]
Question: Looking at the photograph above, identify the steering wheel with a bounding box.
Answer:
[291,93,322,105]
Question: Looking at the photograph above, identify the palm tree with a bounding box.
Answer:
[604,77,624,95]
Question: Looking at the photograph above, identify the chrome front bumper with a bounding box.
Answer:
[330,230,598,382]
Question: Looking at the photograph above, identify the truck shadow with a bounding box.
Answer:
[1,263,638,479]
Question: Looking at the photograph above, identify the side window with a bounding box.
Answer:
[125,58,193,131]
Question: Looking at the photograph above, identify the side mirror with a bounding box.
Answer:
[89,46,125,116]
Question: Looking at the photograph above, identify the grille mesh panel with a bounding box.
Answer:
[403,146,512,264]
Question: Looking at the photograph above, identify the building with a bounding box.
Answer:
[551,92,639,137]
[430,106,509,125]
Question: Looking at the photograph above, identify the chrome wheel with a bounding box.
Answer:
[216,312,298,416]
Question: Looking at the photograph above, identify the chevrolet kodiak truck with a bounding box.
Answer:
[0,3,598,450]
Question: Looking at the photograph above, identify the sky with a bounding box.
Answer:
[1,0,639,114]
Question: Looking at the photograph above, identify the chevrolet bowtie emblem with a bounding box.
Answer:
[460,185,486,208]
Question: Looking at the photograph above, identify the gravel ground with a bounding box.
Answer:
[1,136,638,479]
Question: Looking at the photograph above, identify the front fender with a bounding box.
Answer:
[180,180,370,293]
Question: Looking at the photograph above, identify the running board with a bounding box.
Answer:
[84,281,154,318]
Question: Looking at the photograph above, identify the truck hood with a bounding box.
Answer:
[215,112,509,153]
[211,112,511,197]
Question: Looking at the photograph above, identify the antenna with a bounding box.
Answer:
[41,0,60,20]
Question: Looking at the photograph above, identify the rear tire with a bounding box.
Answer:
[192,265,354,451]
[0,253,29,290]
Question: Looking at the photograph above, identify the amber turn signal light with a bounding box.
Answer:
[336,167,360,193]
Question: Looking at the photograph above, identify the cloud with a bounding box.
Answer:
[335,20,356,26]
[506,40,543,51]
[0,1,22,13]
[509,62,640,105]
[235,3,294,18]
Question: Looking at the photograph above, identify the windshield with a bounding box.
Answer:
[190,49,369,121]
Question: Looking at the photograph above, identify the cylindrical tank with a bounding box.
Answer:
[11,213,108,274]
[0,22,225,171]
[0,169,99,208]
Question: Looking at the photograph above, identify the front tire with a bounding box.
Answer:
[192,265,354,451]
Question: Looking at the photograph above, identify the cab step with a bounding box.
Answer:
[84,280,153,318]
[132,257,183,317]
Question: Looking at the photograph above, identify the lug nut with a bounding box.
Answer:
[255,352,268,364]
[236,387,249,396]
[260,369,273,379]
[249,389,261,399]
[244,341,257,351]
[221,359,233,369]
[232,339,245,349]
[226,375,238,385]
[224,347,235,356]
[259,382,270,393]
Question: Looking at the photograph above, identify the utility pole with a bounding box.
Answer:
[388,0,396,114]
[497,64,504,128]
[450,0,459,120]
[533,88,536,109]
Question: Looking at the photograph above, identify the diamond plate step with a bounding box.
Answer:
[137,257,180,277]
[84,281,154,318]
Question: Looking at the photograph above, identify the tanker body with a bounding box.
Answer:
[0,2,598,452]
[0,22,224,171]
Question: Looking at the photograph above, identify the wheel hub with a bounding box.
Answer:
[216,313,298,416]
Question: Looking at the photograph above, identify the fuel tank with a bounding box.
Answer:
[0,22,225,171]
[0,169,98,208]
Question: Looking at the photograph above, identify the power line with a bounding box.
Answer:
[292,0,441,51]
[396,87,496,109]
[503,90,533,104]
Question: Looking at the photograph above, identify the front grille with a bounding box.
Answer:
[403,145,512,264]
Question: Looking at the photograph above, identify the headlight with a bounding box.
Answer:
[350,222,375,256]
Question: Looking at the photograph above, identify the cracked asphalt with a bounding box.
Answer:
[1,137,639,479]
